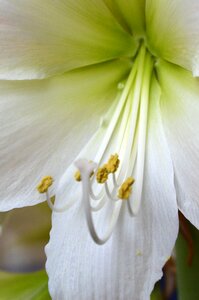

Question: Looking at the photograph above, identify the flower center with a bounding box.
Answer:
[37,44,154,245]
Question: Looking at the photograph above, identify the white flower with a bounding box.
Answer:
[0,0,199,299]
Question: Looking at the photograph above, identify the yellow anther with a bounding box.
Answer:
[96,165,109,184]
[37,176,53,194]
[74,170,81,182]
[106,154,120,174]
[118,177,135,200]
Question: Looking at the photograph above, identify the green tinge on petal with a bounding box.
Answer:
[146,0,199,75]
[0,59,132,211]
[45,73,178,300]
[104,0,146,36]
[0,270,50,299]
[0,0,137,79]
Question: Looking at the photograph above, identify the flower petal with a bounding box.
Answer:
[157,60,199,228]
[103,0,146,36]
[146,0,199,76]
[175,177,199,230]
[45,76,178,300]
[0,0,137,80]
[0,59,131,211]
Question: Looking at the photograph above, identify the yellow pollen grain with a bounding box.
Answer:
[96,165,109,184]
[37,176,53,194]
[106,154,120,174]
[118,177,135,200]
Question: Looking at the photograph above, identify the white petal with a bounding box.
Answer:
[146,0,199,75]
[45,76,178,300]
[0,59,131,211]
[157,60,199,229]
[175,177,199,230]
[0,0,137,79]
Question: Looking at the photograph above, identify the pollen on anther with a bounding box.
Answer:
[37,176,53,194]
[96,165,109,184]
[118,177,135,200]
[106,154,120,173]
[74,170,81,182]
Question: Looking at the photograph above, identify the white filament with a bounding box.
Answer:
[46,191,75,213]
[128,53,153,215]
[104,182,119,202]
[76,159,122,245]
[47,45,154,245]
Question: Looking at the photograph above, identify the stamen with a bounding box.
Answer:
[90,196,107,212]
[75,158,122,245]
[128,52,153,215]
[106,153,120,174]
[112,173,120,188]
[46,190,75,213]
[37,44,154,245]
[118,177,135,200]
[37,175,75,213]
[74,170,81,182]
[93,57,138,163]
[96,165,109,184]
[104,182,119,202]
[37,176,53,194]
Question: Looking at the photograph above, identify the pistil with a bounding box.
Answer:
[37,43,154,245]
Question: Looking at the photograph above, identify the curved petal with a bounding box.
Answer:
[146,0,199,76]
[0,0,137,80]
[157,60,199,229]
[0,59,131,211]
[45,76,178,300]
[103,0,146,36]
[175,176,199,230]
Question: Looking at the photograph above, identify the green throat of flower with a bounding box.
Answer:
[37,44,155,245]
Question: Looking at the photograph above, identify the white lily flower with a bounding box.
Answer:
[0,0,199,299]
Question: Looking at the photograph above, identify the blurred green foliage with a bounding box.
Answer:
[0,268,161,300]
[0,202,168,299]
[0,202,51,272]
[176,221,199,300]
[0,270,50,300]
[151,285,162,300]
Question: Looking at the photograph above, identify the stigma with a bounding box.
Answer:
[75,154,135,201]
[73,155,135,245]
[37,153,135,245]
